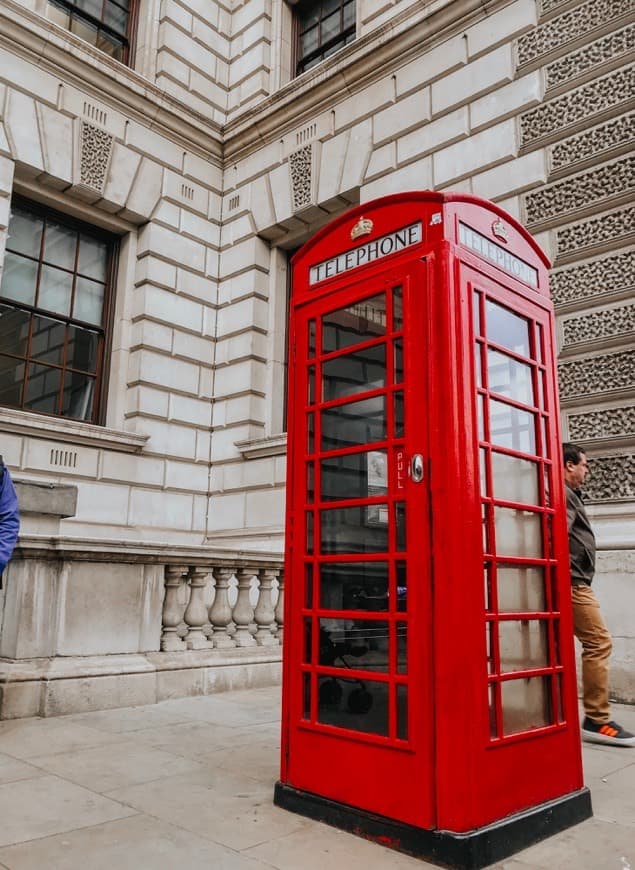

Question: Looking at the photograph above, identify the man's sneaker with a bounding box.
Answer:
[581,717,635,747]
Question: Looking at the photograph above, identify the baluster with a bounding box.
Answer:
[161,565,188,651]
[254,568,278,646]
[184,566,211,649]
[209,567,236,648]
[274,569,284,643]
[233,567,257,647]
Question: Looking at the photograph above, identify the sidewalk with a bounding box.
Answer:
[0,687,632,869]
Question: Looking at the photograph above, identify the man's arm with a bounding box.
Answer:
[565,486,576,534]
[0,467,20,573]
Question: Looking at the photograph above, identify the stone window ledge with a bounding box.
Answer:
[235,433,287,460]
[0,407,148,454]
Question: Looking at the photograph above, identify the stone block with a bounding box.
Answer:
[341,119,373,193]
[268,163,293,225]
[164,459,209,493]
[180,209,220,247]
[159,0,193,32]
[0,48,59,107]
[470,71,544,132]
[137,419,197,459]
[184,151,223,190]
[100,453,165,487]
[396,36,466,97]
[14,481,78,517]
[397,107,469,165]
[37,104,73,187]
[204,660,282,693]
[135,256,177,291]
[138,223,205,272]
[42,672,157,715]
[217,296,268,337]
[219,235,270,279]
[249,174,276,234]
[74,481,130,525]
[4,89,43,173]
[245,486,285,528]
[0,155,14,196]
[125,385,170,420]
[472,150,548,201]
[317,132,349,204]
[206,491,246,530]
[122,158,163,223]
[133,285,204,332]
[130,318,174,353]
[431,45,514,117]
[365,142,396,182]
[102,142,142,209]
[129,487,194,530]
[0,680,41,719]
[334,76,394,132]
[172,329,214,366]
[432,119,517,187]
[156,666,206,701]
[162,170,206,219]
[373,89,431,146]
[23,440,99,479]
[0,560,61,658]
[159,21,216,77]
[126,122,181,167]
[466,0,537,59]
[214,358,266,398]
[361,155,432,202]
[130,348,201,396]
[176,267,216,302]
[169,393,212,428]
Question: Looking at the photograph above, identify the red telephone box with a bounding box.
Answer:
[275,192,591,868]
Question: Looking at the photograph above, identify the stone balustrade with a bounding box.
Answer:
[161,562,284,652]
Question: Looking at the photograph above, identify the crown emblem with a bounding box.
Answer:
[491,219,508,242]
[350,216,374,240]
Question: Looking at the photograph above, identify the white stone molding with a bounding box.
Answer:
[74,118,115,198]
[233,567,257,647]
[0,407,148,453]
[184,566,212,649]
[254,568,279,646]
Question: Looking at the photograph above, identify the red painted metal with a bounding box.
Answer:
[280,192,583,836]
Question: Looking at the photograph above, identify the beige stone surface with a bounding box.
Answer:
[0,688,631,868]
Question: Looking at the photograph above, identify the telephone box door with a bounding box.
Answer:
[285,259,434,828]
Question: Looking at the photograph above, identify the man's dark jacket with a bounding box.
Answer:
[565,482,595,586]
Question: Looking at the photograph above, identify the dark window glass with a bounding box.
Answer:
[317,675,388,736]
[46,0,133,63]
[319,561,389,610]
[0,200,115,422]
[295,0,356,75]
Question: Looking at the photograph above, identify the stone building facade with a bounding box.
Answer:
[0,0,632,716]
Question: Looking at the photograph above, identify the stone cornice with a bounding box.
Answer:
[0,0,223,161]
[0,406,149,453]
[222,0,501,162]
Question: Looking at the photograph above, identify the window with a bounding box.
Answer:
[46,0,135,63]
[294,0,356,76]
[0,199,117,423]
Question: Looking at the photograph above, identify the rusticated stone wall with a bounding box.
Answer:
[517,0,634,514]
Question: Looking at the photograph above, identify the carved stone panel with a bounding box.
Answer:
[562,303,635,345]
[289,145,314,213]
[585,453,635,500]
[558,350,635,399]
[545,25,634,91]
[519,0,632,67]
[550,114,634,173]
[569,405,635,440]
[551,251,635,306]
[556,206,635,260]
[525,156,634,226]
[78,120,114,194]
[520,66,634,146]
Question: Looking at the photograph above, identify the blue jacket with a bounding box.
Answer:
[0,460,19,575]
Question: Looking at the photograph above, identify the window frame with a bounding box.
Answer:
[45,0,139,66]
[293,0,357,77]
[0,196,119,426]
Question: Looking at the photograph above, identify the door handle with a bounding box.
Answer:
[410,454,424,483]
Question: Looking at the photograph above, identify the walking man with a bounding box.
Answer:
[0,453,19,586]
[563,443,634,746]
